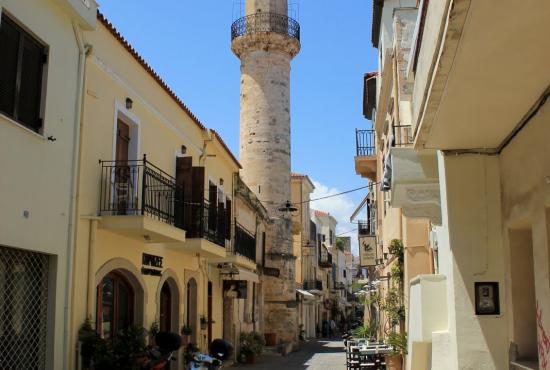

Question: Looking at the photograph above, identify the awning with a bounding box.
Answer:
[308,289,324,296]
[350,193,370,222]
[296,289,315,300]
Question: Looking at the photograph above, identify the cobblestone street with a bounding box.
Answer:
[229,340,346,370]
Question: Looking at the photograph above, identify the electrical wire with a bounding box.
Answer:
[291,181,382,206]
[336,228,358,237]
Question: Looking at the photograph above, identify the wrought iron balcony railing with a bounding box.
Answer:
[99,156,179,226]
[392,125,413,147]
[233,222,257,261]
[184,200,227,248]
[319,251,333,268]
[303,280,323,291]
[231,12,300,42]
[356,129,375,156]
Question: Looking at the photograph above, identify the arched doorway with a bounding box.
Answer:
[159,282,172,332]
[96,271,135,338]
[186,278,198,343]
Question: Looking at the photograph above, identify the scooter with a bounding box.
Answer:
[185,339,233,370]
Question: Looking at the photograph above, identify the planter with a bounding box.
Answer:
[264,333,277,346]
[385,354,403,370]
[245,353,256,364]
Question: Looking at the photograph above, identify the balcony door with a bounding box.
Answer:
[114,119,131,214]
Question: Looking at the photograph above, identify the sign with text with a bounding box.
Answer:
[141,253,163,277]
[359,235,377,267]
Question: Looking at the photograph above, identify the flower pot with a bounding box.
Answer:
[245,353,256,364]
[385,354,403,370]
[264,333,277,346]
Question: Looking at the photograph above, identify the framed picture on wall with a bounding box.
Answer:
[475,282,500,315]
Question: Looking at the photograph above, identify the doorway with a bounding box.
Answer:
[187,278,198,343]
[159,282,172,332]
[509,228,537,360]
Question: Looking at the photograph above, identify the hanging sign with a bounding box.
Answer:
[141,253,163,276]
[359,235,377,267]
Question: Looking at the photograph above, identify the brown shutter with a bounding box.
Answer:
[208,182,218,232]
[190,166,205,237]
[175,157,192,229]
[225,198,232,240]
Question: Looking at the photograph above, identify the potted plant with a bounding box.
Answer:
[181,325,192,345]
[240,331,265,364]
[149,321,159,346]
[385,331,407,370]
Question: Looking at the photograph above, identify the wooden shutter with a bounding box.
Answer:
[190,166,205,237]
[208,182,218,232]
[17,35,44,131]
[225,198,232,240]
[0,16,19,118]
[175,157,192,229]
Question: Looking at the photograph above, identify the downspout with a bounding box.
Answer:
[66,21,91,370]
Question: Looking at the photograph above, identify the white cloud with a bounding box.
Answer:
[310,180,359,256]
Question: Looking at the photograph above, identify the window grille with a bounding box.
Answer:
[0,246,49,369]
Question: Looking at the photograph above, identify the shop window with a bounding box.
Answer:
[0,14,47,133]
[96,272,134,339]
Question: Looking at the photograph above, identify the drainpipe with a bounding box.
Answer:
[65,21,91,370]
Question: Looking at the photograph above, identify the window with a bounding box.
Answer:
[322,234,326,242]
[329,230,333,245]
[0,14,47,132]
[96,272,134,339]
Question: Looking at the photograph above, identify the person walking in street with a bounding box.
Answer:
[329,319,336,339]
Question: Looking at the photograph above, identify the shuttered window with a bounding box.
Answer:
[0,14,46,133]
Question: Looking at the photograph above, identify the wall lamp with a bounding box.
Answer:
[125,97,133,110]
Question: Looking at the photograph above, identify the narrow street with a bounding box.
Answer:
[229,340,346,370]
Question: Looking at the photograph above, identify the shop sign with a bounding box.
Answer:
[359,235,377,267]
[263,267,280,277]
[223,280,248,299]
[141,253,163,277]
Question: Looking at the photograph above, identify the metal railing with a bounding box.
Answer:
[99,155,179,226]
[356,129,375,156]
[231,12,300,41]
[233,222,257,261]
[303,280,323,291]
[392,125,413,147]
[184,200,227,248]
[319,250,333,268]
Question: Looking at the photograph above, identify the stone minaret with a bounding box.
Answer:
[231,0,300,345]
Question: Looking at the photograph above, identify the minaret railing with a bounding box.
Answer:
[231,12,300,41]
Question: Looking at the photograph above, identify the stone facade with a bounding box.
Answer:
[232,0,300,346]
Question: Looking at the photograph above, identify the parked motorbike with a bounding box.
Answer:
[185,339,233,370]
[142,331,182,370]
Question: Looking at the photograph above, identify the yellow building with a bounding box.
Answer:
[290,173,318,338]
[68,13,265,369]
[0,0,96,369]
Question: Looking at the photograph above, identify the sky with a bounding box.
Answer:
[99,1,377,254]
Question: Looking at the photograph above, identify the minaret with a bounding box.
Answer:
[231,0,300,345]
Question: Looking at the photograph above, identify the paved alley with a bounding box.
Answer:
[229,340,346,370]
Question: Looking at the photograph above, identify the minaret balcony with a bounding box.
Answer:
[231,12,300,42]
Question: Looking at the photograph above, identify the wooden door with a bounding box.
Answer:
[160,282,172,332]
[115,120,131,214]
[207,282,213,344]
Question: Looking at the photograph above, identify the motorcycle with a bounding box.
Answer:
[185,339,233,370]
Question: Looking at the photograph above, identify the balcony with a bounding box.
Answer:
[358,218,375,236]
[231,13,300,42]
[219,223,258,270]
[389,148,441,224]
[319,250,333,269]
[303,280,323,291]
[183,201,229,258]
[392,125,414,147]
[98,157,186,244]
[354,129,377,181]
